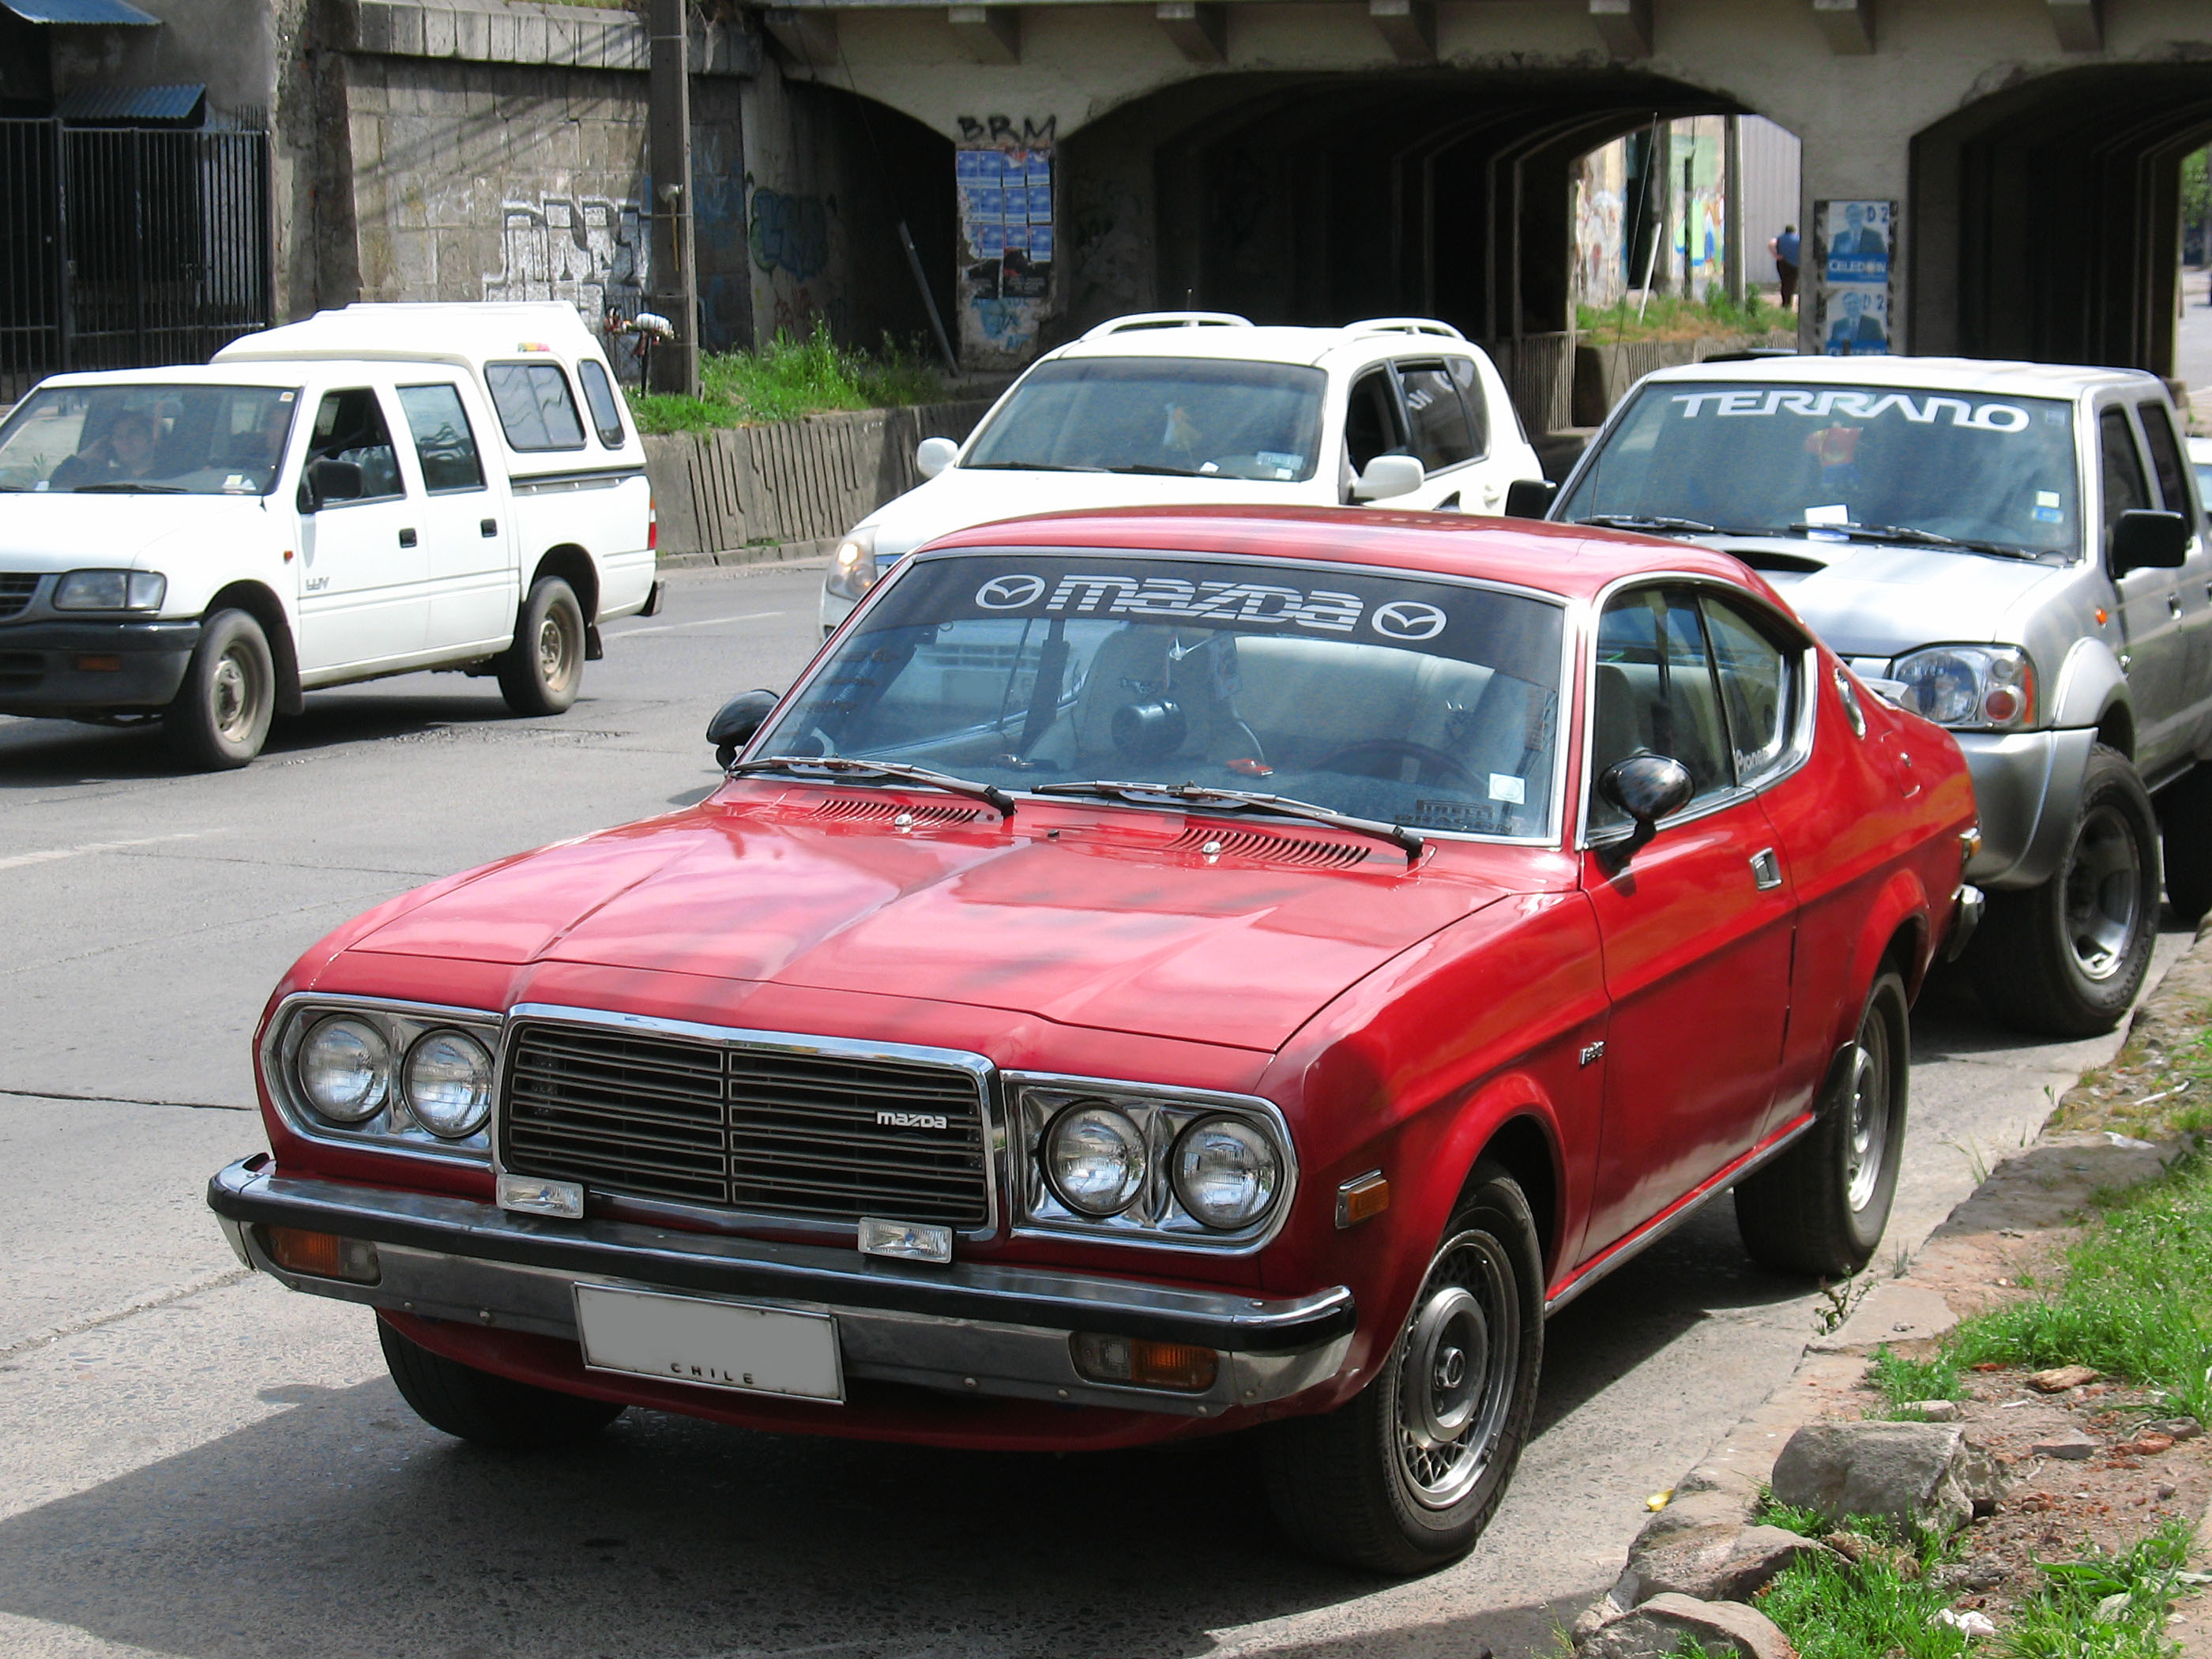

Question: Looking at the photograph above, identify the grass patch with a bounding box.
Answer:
[1868,1344,1964,1417]
[2052,1014,2212,1142]
[1755,1526,1966,1659]
[629,322,946,434]
[2003,1520,2199,1659]
[1751,1487,1833,1540]
[1575,288,1797,344]
[1945,1144,2212,1424]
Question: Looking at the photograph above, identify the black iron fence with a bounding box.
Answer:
[1,118,271,404]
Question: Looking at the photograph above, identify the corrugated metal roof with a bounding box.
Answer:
[1,0,160,24]
[54,82,205,122]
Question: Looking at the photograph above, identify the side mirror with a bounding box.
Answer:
[1597,754,1695,860]
[2110,508,2190,577]
[1352,453,1424,502]
[708,688,779,769]
[1503,477,1559,520]
[916,436,959,480]
[299,457,363,513]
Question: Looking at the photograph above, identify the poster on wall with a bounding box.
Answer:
[956,137,1053,365]
[1813,198,1894,356]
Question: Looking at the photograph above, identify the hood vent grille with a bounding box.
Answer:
[808,796,985,826]
[1168,826,1370,868]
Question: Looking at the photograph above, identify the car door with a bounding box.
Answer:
[1394,357,1504,513]
[2100,402,2191,775]
[2133,397,2212,755]
[396,379,515,653]
[1581,582,1796,1253]
[293,384,427,675]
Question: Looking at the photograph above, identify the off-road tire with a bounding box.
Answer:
[378,1317,624,1450]
[1259,1163,1543,1574]
[1735,970,1909,1277]
[2157,763,2212,925]
[496,575,584,717]
[166,607,275,769]
[1969,743,2159,1037]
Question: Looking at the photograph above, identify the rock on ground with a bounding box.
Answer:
[1578,1593,1799,1659]
[1770,1420,2006,1534]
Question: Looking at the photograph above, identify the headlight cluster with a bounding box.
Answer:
[1890,645,2036,732]
[269,999,500,1156]
[54,569,165,611]
[1016,1078,1294,1245]
[825,528,882,601]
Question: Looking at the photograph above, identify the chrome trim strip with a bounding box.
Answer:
[258,991,503,1169]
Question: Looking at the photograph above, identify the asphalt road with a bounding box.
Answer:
[0,561,2184,1659]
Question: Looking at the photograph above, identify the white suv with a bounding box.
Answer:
[818,313,1547,633]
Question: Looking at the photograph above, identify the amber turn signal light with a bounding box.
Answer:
[1336,1170,1390,1228]
[261,1226,381,1285]
[1070,1333,1219,1392]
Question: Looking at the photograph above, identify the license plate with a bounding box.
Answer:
[574,1284,844,1403]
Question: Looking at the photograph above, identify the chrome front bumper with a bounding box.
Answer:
[207,1157,1354,1418]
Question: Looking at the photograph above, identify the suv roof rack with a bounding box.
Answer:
[1082,311,1255,338]
[1346,318,1467,341]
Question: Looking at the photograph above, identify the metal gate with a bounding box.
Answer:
[1,118,270,404]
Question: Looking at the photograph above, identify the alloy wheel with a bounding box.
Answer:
[2063,803,2142,982]
[1393,1228,1521,1510]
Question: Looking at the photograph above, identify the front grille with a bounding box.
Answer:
[500,1020,991,1228]
[0,574,40,620]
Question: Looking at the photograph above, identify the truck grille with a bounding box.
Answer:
[0,575,40,619]
[499,1019,992,1228]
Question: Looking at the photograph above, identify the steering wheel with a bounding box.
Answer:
[1315,739,1477,788]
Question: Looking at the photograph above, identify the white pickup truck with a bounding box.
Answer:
[0,302,659,768]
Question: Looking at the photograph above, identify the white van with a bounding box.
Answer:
[0,302,657,768]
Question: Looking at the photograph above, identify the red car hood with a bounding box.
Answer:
[349,793,1522,1051]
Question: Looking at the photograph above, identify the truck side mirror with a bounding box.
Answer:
[1597,754,1695,862]
[1352,453,1424,502]
[916,436,958,480]
[708,689,779,769]
[298,457,363,514]
[1503,478,1558,519]
[2109,508,2189,577]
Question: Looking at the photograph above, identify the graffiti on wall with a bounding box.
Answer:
[481,196,645,320]
[743,174,847,341]
[750,188,830,282]
[955,115,1055,367]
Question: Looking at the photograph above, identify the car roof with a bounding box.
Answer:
[1635,354,2161,399]
[1043,315,1481,371]
[916,504,1766,606]
[214,302,605,372]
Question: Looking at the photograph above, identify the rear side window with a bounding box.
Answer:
[577,359,627,449]
[1396,360,1479,472]
[483,362,585,452]
[2138,401,2195,523]
[397,384,485,493]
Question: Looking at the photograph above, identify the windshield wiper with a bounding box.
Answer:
[1573,514,1720,536]
[1032,779,1424,864]
[1104,463,1205,477]
[1783,521,2042,561]
[71,482,186,494]
[728,755,1016,819]
[961,461,1109,473]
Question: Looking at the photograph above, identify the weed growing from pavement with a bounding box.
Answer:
[1866,1344,1965,1416]
[1754,1522,1969,1659]
[1750,1486,1832,1539]
[629,322,946,434]
[2000,1519,2199,1659]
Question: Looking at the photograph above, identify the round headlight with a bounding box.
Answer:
[297,1015,390,1123]
[1172,1115,1282,1229]
[1045,1104,1146,1217]
[401,1029,495,1138]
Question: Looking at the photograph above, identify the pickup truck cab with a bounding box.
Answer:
[0,302,657,768]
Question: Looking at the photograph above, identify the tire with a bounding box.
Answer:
[166,607,274,769]
[497,576,585,717]
[1260,1164,1544,1574]
[378,1317,624,1450]
[1968,743,2160,1037]
[1735,970,1909,1278]
[2157,764,2212,925]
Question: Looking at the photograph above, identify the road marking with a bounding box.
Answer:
[611,609,784,637]
[0,830,212,872]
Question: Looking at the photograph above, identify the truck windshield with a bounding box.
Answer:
[0,383,300,496]
[961,357,1326,482]
[1559,382,2080,556]
[754,551,1567,840]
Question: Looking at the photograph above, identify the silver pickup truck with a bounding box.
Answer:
[1548,356,2208,1037]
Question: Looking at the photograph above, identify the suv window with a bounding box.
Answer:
[1591,585,1732,829]
[2100,406,2151,540]
[1701,593,1800,788]
[1448,357,1491,457]
[308,388,404,502]
[396,384,485,494]
[577,359,627,450]
[2138,401,2194,523]
[484,362,586,452]
[1396,360,1479,472]
[1345,369,1411,472]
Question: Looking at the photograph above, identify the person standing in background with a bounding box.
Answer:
[1770,224,1800,309]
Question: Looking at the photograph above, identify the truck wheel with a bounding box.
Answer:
[1735,970,1908,1277]
[378,1318,623,1450]
[1260,1164,1542,1574]
[497,576,584,717]
[166,608,274,769]
[2157,765,2212,925]
[1969,743,2159,1037]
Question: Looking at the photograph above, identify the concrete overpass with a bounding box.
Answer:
[751,0,2212,378]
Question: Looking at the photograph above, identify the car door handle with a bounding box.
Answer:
[480,517,498,537]
[397,527,417,548]
[2171,593,2186,619]
[1749,848,1783,891]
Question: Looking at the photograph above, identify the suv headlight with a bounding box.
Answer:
[54,569,166,611]
[1890,645,2036,732]
[825,528,880,600]
[1014,1075,1296,1247]
[264,997,502,1158]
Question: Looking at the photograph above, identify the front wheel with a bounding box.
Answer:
[1969,743,2158,1036]
[166,608,274,769]
[378,1318,624,1450]
[1259,1164,1543,1574]
[1735,969,1909,1277]
[497,576,584,717]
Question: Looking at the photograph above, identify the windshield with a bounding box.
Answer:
[961,357,1326,482]
[1559,382,2081,555]
[755,552,1567,839]
[0,383,300,496]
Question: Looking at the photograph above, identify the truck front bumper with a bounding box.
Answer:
[1956,727,2098,891]
[207,1157,1355,1420]
[0,617,200,717]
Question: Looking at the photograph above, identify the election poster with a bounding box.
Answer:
[956,141,1053,366]
[1813,198,1894,357]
